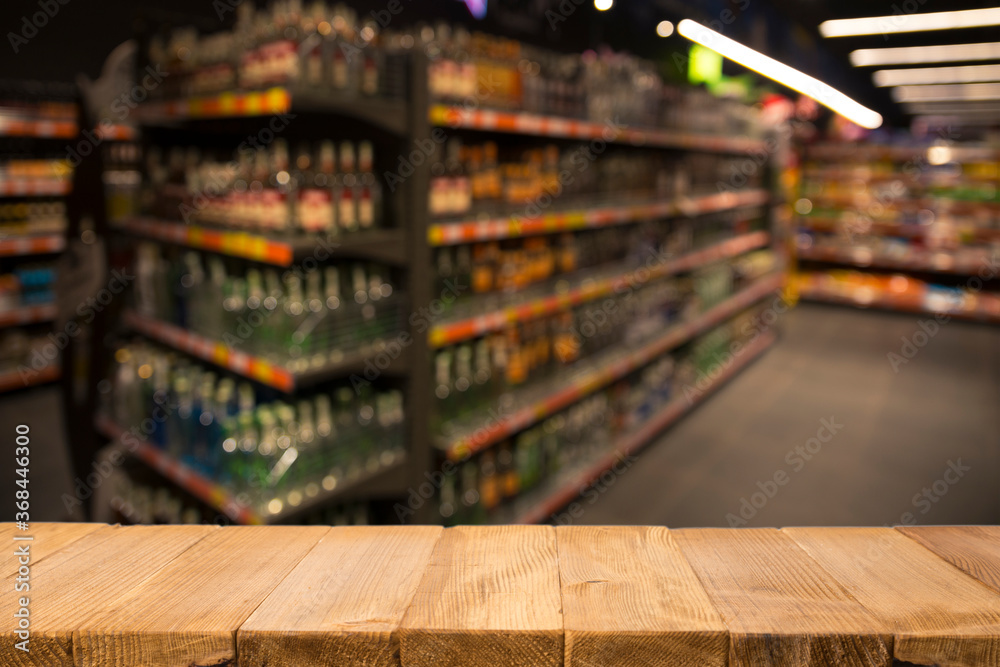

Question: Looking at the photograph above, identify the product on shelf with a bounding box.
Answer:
[427,137,764,219]
[434,303,770,524]
[103,340,405,515]
[134,243,403,364]
[0,264,55,310]
[0,200,67,237]
[795,270,1000,321]
[430,248,776,439]
[142,138,384,235]
[430,207,767,318]
[109,469,371,526]
[146,1,408,100]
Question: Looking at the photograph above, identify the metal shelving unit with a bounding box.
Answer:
[96,40,787,525]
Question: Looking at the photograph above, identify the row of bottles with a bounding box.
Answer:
[428,136,764,218]
[438,305,763,525]
[413,22,763,136]
[147,1,406,99]
[103,340,405,514]
[0,199,67,236]
[435,304,770,524]
[143,10,763,134]
[144,138,383,234]
[431,208,767,317]
[110,469,371,526]
[134,243,403,365]
[432,247,776,437]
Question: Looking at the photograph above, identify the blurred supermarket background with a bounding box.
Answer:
[0,0,996,528]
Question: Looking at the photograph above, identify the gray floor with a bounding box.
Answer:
[1,303,998,526]
[573,303,1000,527]
[0,385,82,521]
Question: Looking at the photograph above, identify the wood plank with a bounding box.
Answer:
[0,524,217,667]
[399,525,563,667]
[239,525,443,667]
[6,522,106,566]
[73,525,328,667]
[557,526,728,666]
[897,526,1000,594]
[785,526,1000,666]
[673,528,892,666]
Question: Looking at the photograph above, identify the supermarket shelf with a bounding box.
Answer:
[798,246,996,277]
[0,179,70,197]
[0,303,56,328]
[428,189,770,245]
[0,235,65,257]
[123,310,409,392]
[0,364,60,393]
[95,124,138,141]
[513,329,777,525]
[430,230,771,347]
[805,143,1000,163]
[798,216,1000,243]
[135,87,408,135]
[809,193,1000,214]
[115,217,407,266]
[95,414,408,525]
[430,105,767,153]
[441,271,784,460]
[0,116,76,139]
[798,283,1000,323]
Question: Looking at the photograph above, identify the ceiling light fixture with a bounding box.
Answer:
[873,64,1000,86]
[656,21,674,37]
[851,42,1000,66]
[820,7,1000,38]
[892,82,1000,102]
[677,19,882,128]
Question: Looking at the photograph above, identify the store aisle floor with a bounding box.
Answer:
[0,385,81,522]
[573,303,1000,528]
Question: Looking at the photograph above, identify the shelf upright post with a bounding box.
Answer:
[402,49,437,525]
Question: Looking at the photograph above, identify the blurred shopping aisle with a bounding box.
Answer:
[572,303,1000,528]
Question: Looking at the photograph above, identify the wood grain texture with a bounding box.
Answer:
[238,525,443,667]
[673,528,892,667]
[73,525,328,667]
[3,522,105,566]
[785,526,1000,666]
[557,526,727,667]
[399,525,563,667]
[897,526,1000,594]
[0,524,216,667]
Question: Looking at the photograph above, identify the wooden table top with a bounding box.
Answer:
[3,523,999,666]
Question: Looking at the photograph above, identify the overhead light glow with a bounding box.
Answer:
[820,7,1000,38]
[892,82,1000,102]
[594,0,613,10]
[927,146,953,165]
[851,42,1000,66]
[677,19,882,129]
[656,20,674,37]
[873,64,1000,86]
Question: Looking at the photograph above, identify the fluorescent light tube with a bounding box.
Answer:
[851,42,1000,66]
[873,64,1000,86]
[821,7,1000,37]
[677,19,882,129]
